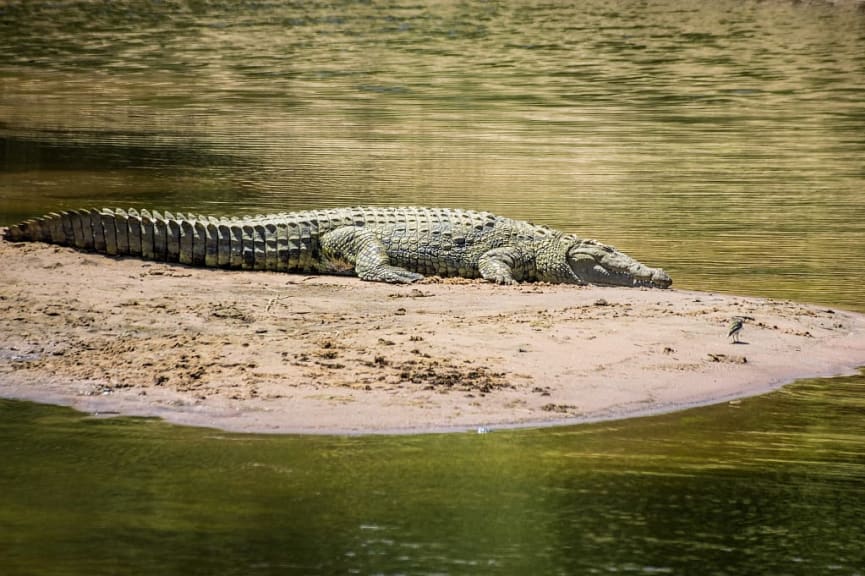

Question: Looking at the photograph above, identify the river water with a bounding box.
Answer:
[1,1,864,574]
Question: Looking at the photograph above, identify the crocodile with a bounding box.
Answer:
[3,206,672,288]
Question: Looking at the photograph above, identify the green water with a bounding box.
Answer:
[1,1,865,574]
[2,374,865,575]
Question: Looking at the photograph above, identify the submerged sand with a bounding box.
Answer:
[1,236,864,434]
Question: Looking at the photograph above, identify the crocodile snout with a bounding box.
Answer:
[652,268,673,288]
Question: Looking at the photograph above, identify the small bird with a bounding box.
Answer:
[728,317,745,343]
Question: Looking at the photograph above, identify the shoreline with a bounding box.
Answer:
[0,375,822,436]
[2,237,865,435]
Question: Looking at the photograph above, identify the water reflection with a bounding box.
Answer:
[1,0,864,308]
[1,372,864,574]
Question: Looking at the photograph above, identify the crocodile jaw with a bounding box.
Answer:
[567,240,672,288]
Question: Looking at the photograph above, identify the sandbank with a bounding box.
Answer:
[1,236,864,435]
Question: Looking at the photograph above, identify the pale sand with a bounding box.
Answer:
[1,236,864,435]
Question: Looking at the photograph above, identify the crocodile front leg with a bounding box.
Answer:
[478,247,525,285]
[319,226,424,284]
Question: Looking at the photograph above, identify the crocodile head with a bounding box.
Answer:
[563,238,672,288]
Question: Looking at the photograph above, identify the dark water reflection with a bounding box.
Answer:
[1,1,865,574]
[2,372,864,575]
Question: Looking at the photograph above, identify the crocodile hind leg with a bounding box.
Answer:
[319,226,423,284]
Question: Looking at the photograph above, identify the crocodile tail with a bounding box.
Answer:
[5,209,257,271]
[5,208,323,273]
[4,212,62,243]
[3,208,164,261]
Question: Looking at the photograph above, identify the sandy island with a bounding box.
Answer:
[1,236,864,435]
